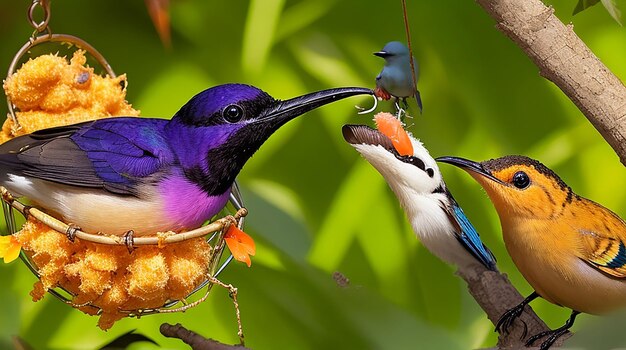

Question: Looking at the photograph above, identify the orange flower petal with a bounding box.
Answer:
[0,235,21,263]
[374,112,414,156]
[224,225,256,267]
[225,237,252,267]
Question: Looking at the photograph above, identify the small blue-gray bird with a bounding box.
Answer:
[374,41,423,114]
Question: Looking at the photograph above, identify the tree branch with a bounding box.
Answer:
[464,0,626,347]
[475,0,626,165]
[160,323,250,350]
[458,266,570,348]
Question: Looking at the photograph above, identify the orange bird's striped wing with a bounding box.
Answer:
[579,230,626,278]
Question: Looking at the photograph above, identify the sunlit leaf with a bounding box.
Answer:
[308,160,387,270]
[242,0,286,74]
[601,0,622,24]
[275,0,337,42]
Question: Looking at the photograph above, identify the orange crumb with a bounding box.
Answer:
[374,112,414,156]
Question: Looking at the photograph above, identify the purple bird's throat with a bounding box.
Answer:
[160,175,231,230]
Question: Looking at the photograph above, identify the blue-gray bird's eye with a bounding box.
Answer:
[512,171,530,189]
[223,104,244,122]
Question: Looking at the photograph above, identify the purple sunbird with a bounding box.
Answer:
[0,84,372,236]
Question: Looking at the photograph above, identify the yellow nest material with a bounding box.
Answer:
[18,221,212,330]
[2,50,139,142]
[2,51,214,330]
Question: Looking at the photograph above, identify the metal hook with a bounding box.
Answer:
[355,94,378,115]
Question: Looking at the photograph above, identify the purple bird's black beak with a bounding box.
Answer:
[261,87,374,129]
[436,156,504,184]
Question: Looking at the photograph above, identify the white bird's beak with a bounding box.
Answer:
[342,124,397,155]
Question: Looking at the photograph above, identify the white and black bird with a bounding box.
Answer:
[342,124,496,271]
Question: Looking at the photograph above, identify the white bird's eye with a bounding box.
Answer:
[399,155,435,178]
[400,155,425,170]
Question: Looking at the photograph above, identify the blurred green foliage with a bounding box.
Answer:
[573,0,624,24]
[0,0,625,349]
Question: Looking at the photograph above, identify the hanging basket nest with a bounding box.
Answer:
[1,44,245,330]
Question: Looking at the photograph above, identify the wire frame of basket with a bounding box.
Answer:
[2,28,246,317]
[0,183,245,316]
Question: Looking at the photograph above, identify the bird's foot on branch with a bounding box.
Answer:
[525,310,579,350]
[496,302,528,338]
[495,291,539,338]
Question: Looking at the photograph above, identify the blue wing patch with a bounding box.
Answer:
[71,118,173,185]
[450,204,497,271]
[606,242,626,268]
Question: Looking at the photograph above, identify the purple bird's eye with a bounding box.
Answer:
[223,104,244,123]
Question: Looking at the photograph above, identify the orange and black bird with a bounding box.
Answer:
[438,155,626,350]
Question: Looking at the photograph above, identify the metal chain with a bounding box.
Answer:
[28,0,52,37]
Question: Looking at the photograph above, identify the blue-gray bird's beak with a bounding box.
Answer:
[260,87,374,129]
[373,50,389,58]
[436,156,504,184]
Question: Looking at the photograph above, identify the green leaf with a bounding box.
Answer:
[573,0,622,25]
[601,0,622,25]
[241,0,286,75]
[573,0,601,15]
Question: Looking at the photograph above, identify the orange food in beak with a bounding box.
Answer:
[374,112,414,156]
[224,225,256,267]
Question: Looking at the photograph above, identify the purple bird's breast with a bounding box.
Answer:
[159,175,231,230]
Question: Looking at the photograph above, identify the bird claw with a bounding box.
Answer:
[394,103,411,122]
[65,223,81,242]
[123,230,135,253]
[495,291,538,338]
[525,328,568,350]
[495,302,527,336]
[525,310,579,350]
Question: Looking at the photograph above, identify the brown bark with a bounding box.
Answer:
[160,323,250,350]
[458,266,570,348]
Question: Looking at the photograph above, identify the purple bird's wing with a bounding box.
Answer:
[0,118,173,195]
